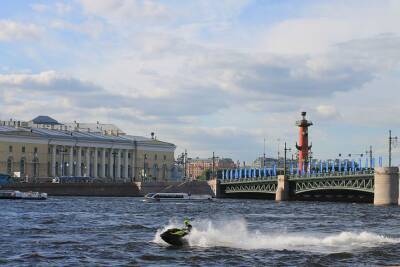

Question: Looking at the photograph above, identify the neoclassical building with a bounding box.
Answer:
[0,116,176,181]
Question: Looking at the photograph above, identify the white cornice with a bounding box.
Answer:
[0,134,175,152]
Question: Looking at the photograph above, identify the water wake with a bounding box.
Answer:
[154,219,399,252]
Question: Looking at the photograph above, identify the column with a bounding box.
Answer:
[109,148,114,179]
[77,146,82,176]
[131,149,135,181]
[93,147,98,178]
[85,148,90,177]
[124,150,129,179]
[116,149,121,179]
[101,148,106,178]
[51,145,56,177]
[69,146,73,176]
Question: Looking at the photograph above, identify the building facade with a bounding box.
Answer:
[0,116,176,182]
[187,157,235,180]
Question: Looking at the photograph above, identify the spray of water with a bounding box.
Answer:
[154,218,399,253]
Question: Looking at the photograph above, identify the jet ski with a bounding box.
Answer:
[160,228,189,246]
[160,218,192,246]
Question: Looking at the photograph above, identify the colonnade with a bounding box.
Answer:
[50,145,135,180]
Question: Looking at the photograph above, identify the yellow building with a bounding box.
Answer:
[0,116,176,182]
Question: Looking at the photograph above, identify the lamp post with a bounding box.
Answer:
[276,138,281,169]
[283,142,291,177]
[389,130,398,167]
[212,152,215,180]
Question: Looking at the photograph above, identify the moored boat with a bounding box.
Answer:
[143,192,212,202]
[0,190,47,200]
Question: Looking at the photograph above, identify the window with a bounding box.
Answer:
[154,154,158,160]
[128,153,131,159]
[9,146,12,153]
[106,152,109,157]
[152,164,158,178]
[162,164,167,179]
[7,157,12,174]
[163,155,167,160]
[22,146,25,153]
[20,159,25,176]
[33,158,39,177]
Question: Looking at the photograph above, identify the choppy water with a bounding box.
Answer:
[1,197,400,266]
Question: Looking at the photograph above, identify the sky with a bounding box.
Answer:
[0,0,399,164]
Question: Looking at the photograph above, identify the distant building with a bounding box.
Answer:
[0,116,175,182]
[253,157,280,168]
[187,157,235,180]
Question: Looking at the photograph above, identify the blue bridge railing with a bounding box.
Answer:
[219,157,383,181]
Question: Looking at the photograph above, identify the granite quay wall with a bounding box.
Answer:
[1,180,215,197]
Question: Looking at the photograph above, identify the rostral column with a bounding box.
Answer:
[295,112,313,172]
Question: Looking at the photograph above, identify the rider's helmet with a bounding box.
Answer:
[183,218,190,226]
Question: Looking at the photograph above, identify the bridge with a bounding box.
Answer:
[211,161,399,205]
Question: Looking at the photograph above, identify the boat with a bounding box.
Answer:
[143,192,213,202]
[0,190,47,200]
[160,228,189,246]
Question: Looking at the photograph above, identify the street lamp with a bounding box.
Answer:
[389,130,398,167]
[276,138,281,169]
[283,142,291,176]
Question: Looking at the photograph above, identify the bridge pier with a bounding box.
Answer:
[374,167,399,205]
[207,179,221,198]
[275,175,289,201]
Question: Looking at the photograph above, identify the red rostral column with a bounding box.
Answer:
[295,112,313,172]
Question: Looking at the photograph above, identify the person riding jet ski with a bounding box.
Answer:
[160,218,192,246]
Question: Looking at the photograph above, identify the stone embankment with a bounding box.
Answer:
[1,180,215,197]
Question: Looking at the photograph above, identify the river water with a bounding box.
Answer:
[0,197,399,266]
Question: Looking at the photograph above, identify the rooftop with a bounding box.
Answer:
[31,115,61,125]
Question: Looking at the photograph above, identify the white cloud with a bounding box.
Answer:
[78,0,169,24]
[315,105,340,120]
[259,0,400,55]
[55,2,72,14]
[0,20,42,42]
[31,3,49,13]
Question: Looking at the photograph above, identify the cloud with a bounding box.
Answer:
[0,71,100,94]
[314,105,340,120]
[0,20,42,42]
[31,3,49,13]
[78,0,169,24]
